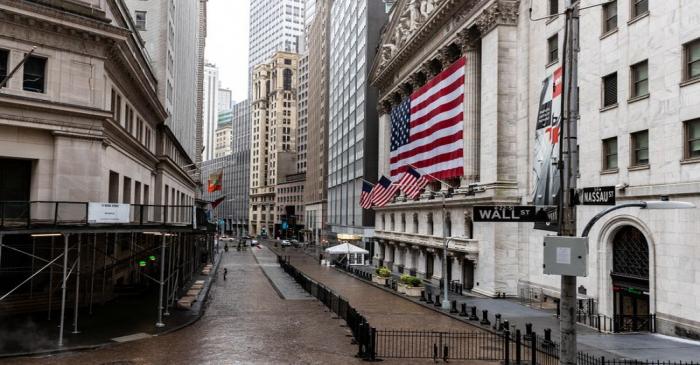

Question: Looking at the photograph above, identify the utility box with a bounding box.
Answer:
[543,236,589,277]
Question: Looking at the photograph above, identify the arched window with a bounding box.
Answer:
[412,213,418,233]
[427,213,433,236]
[283,68,292,90]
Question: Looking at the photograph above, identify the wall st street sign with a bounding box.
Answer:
[473,206,552,223]
[577,186,616,205]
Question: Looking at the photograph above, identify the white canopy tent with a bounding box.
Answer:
[325,242,368,266]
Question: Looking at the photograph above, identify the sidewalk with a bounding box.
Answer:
[0,253,221,358]
[281,246,700,362]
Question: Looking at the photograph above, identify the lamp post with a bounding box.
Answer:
[581,200,695,237]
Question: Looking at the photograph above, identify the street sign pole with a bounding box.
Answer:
[559,3,579,364]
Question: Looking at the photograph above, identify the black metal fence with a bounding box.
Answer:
[277,256,697,365]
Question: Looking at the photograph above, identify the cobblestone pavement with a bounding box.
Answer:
[4,249,363,365]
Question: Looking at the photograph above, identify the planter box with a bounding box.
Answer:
[405,286,423,297]
[397,283,407,294]
[373,276,389,285]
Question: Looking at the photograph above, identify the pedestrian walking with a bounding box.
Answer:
[223,268,228,280]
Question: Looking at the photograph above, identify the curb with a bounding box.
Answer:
[0,253,222,359]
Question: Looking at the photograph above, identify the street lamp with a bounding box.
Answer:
[581,200,695,237]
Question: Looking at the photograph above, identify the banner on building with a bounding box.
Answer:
[532,67,563,232]
[87,202,130,224]
[208,168,223,192]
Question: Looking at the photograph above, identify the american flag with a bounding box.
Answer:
[390,57,465,180]
[371,176,399,207]
[397,167,429,199]
[360,181,373,209]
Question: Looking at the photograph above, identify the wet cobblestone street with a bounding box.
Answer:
[4,249,362,365]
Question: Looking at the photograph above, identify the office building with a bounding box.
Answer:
[203,63,219,161]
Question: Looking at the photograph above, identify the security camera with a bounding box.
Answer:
[615,183,629,191]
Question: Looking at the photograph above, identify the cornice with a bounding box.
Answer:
[0,93,112,119]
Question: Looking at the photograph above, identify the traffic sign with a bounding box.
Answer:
[577,186,615,205]
[473,206,551,222]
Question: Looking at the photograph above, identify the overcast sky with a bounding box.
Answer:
[205,0,250,102]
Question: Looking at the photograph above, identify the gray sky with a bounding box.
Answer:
[205,0,250,102]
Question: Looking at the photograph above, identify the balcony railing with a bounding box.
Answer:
[0,201,209,230]
[375,230,478,254]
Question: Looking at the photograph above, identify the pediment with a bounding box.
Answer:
[370,0,451,81]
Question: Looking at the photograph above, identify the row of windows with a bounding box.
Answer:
[111,88,153,151]
[378,212,474,239]
[602,120,700,171]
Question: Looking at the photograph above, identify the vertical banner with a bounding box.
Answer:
[532,67,563,232]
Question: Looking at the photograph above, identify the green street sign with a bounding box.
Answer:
[149,255,157,261]
[139,260,147,267]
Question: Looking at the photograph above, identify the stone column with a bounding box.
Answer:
[459,28,481,186]
[393,245,403,272]
[375,241,384,266]
[417,249,427,279]
[433,253,443,280]
[451,256,463,290]
[377,101,392,177]
[384,243,394,269]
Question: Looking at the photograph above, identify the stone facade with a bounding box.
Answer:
[369,0,700,339]
[249,52,301,237]
[0,0,196,208]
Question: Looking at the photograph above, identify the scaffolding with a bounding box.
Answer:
[0,202,215,347]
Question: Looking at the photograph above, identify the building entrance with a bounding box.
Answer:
[611,226,652,332]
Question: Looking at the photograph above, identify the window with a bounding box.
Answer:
[603,137,618,170]
[631,130,649,166]
[549,0,558,15]
[23,55,46,93]
[630,60,648,98]
[602,1,617,33]
[547,34,558,64]
[283,68,292,91]
[135,11,147,30]
[123,177,132,204]
[602,72,617,108]
[427,213,433,236]
[685,38,700,81]
[631,0,648,19]
[0,49,8,87]
[685,119,700,160]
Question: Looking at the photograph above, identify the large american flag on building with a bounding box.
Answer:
[390,57,466,180]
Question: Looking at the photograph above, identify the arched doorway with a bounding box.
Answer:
[611,226,652,332]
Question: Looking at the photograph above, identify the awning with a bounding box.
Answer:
[325,242,369,255]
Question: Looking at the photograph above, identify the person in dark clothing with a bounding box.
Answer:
[223,268,228,280]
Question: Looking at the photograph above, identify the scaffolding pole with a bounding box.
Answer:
[48,236,54,320]
[164,234,172,316]
[58,233,69,347]
[155,234,166,328]
[72,234,81,334]
[30,237,35,298]
[89,233,96,315]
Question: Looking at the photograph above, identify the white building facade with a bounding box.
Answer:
[370,0,700,339]
[202,63,219,162]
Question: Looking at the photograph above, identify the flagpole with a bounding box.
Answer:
[407,164,451,187]
[406,163,451,310]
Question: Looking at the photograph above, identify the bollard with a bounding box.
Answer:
[420,290,426,302]
[494,313,502,331]
[433,343,438,362]
[469,306,479,321]
[515,329,522,365]
[450,300,458,314]
[443,344,449,362]
[480,310,490,325]
[530,332,537,365]
[524,323,533,340]
[427,293,434,304]
[434,295,441,307]
[459,303,468,317]
[543,328,554,347]
[503,320,510,333]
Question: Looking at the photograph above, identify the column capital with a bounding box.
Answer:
[474,0,519,35]
[458,27,481,52]
[377,100,392,115]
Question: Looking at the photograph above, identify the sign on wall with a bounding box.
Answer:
[87,203,130,224]
[473,206,551,223]
[576,186,616,205]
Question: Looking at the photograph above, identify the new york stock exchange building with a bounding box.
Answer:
[368,0,700,338]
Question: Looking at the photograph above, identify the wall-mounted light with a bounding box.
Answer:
[30,233,62,237]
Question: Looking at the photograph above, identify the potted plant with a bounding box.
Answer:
[403,275,423,297]
[398,274,411,294]
[372,266,391,285]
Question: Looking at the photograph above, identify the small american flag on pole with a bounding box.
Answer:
[360,181,373,209]
[390,57,465,180]
[371,176,398,207]
[397,167,429,200]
